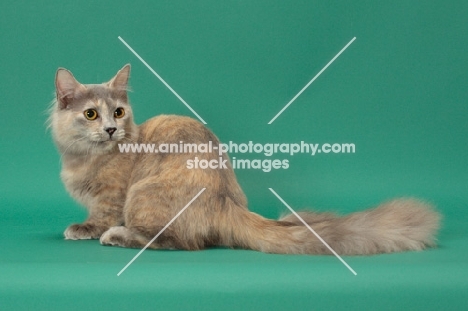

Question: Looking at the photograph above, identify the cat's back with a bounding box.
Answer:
[139,114,218,144]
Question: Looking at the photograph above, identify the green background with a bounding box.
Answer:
[1,1,467,310]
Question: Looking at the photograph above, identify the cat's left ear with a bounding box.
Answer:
[107,64,131,97]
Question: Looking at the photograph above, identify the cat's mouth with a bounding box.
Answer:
[88,132,124,145]
[96,134,121,143]
[96,136,125,145]
[97,138,116,144]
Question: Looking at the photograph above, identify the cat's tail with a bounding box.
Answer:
[223,198,440,255]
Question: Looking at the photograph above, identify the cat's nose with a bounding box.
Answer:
[105,127,117,137]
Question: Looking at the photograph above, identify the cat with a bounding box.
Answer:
[49,64,440,255]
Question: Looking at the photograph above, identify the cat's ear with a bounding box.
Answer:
[55,68,87,109]
[107,64,130,96]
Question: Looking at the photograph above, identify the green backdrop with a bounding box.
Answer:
[1,1,467,310]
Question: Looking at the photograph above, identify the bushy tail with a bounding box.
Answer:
[226,198,440,255]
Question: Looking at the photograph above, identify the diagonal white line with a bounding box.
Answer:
[118,36,207,124]
[268,37,356,124]
[117,188,206,276]
[268,188,357,276]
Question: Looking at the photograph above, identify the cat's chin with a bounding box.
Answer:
[92,140,119,154]
[60,140,119,156]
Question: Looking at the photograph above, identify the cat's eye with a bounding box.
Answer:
[114,107,125,118]
[84,109,99,120]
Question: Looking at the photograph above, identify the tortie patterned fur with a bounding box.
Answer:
[49,64,440,255]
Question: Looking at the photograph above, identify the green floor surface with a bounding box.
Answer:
[1,198,467,310]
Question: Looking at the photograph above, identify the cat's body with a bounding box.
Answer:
[50,65,440,255]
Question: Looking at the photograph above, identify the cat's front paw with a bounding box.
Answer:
[64,223,107,240]
[100,226,148,248]
[100,226,128,247]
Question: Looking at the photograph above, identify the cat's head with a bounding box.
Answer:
[50,64,138,156]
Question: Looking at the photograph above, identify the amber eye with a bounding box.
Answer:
[84,109,98,120]
[114,107,125,118]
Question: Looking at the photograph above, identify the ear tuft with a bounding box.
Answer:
[55,68,86,109]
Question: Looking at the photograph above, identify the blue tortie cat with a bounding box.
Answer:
[49,65,440,255]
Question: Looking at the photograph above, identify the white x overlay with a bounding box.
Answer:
[118,35,358,276]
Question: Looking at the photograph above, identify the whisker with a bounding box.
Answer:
[85,142,91,158]
[60,136,86,162]
[84,140,97,161]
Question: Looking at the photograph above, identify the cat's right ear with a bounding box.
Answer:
[55,68,86,109]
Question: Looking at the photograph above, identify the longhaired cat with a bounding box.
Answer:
[49,64,440,255]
